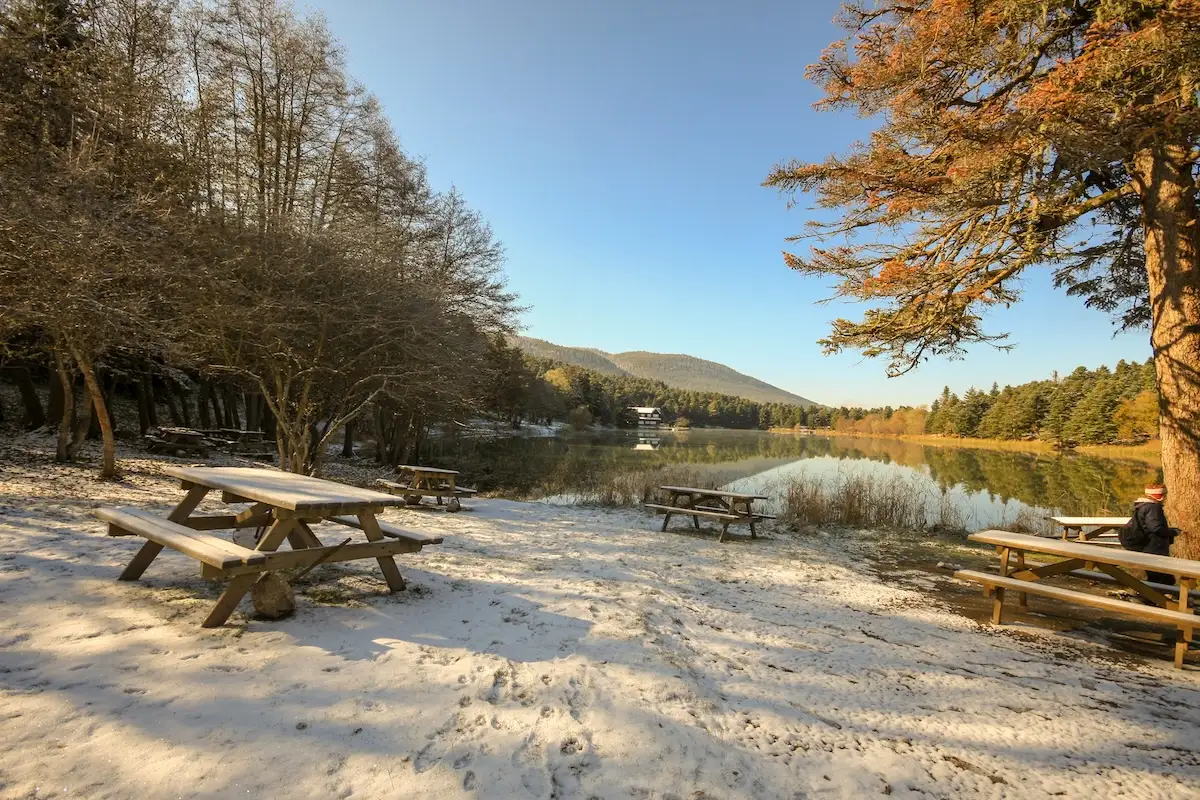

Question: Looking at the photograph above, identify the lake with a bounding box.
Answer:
[418,428,1161,532]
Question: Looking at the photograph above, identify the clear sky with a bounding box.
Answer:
[306,0,1152,407]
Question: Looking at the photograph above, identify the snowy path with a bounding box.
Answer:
[1,457,1198,799]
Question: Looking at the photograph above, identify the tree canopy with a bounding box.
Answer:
[769,0,1200,553]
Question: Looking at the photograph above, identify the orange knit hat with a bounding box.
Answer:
[1145,483,1166,499]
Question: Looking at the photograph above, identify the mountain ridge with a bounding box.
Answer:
[512,336,815,407]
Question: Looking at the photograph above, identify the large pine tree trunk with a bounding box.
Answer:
[1134,143,1200,559]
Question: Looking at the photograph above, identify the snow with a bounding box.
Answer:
[1,446,1199,799]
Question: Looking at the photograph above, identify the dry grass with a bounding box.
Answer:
[776,469,967,532]
[568,466,729,507]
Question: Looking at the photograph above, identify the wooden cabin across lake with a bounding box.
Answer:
[629,406,664,427]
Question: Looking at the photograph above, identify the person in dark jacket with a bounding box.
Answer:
[1120,483,1180,585]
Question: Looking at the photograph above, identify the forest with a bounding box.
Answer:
[491,354,823,432]
[828,359,1159,447]
[0,0,521,476]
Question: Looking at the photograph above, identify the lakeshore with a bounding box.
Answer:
[769,429,1163,465]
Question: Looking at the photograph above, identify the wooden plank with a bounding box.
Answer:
[206,538,423,577]
[357,512,407,591]
[398,465,459,475]
[956,570,1199,629]
[119,541,164,581]
[162,466,405,513]
[969,530,1200,580]
[657,486,769,501]
[644,504,741,522]
[168,484,210,523]
[1049,516,1131,527]
[327,515,443,545]
[202,574,258,628]
[1094,563,1171,608]
[1067,569,1200,600]
[97,507,266,569]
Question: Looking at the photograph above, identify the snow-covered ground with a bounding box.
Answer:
[1,445,1199,799]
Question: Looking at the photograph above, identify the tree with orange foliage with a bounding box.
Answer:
[768,0,1200,556]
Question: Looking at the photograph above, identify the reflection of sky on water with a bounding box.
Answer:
[724,455,1058,532]
[444,428,1157,529]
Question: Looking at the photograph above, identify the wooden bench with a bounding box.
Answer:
[956,530,1200,668]
[98,507,267,572]
[644,503,739,522]
[328,515,444,547]
[376,477,476,512]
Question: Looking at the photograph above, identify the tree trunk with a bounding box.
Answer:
[225,386,241,429]
[52,350,74,463]
[72,347,117,478]
[163,385,182,426]
[176,383,192,427]
[10,367,46,429]
[47,369,64,430]
[198,379,211,429]
[135,378,152,434]
[1134,143,1200,559]
[342,420,354,458]
[67,377,91,461]
[143,375,159,428]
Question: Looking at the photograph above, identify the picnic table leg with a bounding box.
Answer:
[118,541,166,581]
[202,517,297,628]
[293,520,323,549]
[1015,551,1027,607]
[992,547,1011,624]
[1177,578,1194,668]
[719,522,730,543]
[121,484,211,581]
[358,511,406,592]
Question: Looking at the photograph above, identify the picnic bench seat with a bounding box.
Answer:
[328,515,444,547]
[693,504,777,520]
[376,479,478,496]
[956,569,1197,635]
[98,507,267,572]
[644,503,739,522]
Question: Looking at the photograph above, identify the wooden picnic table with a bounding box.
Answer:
[146,427,210,457]
[956,530,1198,668]
[1049,515,1130,544]
[645,486,775,542]
[97,466,441,627]
[376,465,477,512]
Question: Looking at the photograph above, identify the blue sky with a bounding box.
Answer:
[307,0,1152,407]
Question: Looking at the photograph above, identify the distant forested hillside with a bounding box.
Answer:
[512,337,814,407]
[510,338,629,376]
[828,359,1159,447]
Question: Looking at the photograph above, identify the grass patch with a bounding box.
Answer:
[776,469,966,532]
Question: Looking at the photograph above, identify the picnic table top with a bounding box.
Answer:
[970,530,1200,580]
[659,486,769,501]
[1048,516,1131,526]
[398,465,459,475]
[159,427,205,437]
[164,466,405,513]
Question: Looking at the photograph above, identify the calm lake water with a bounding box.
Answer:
[420,429,1161,532]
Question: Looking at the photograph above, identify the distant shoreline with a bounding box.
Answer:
[766,428,1162,464]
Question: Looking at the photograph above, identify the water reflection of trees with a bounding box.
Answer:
[420,431,1160,514]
